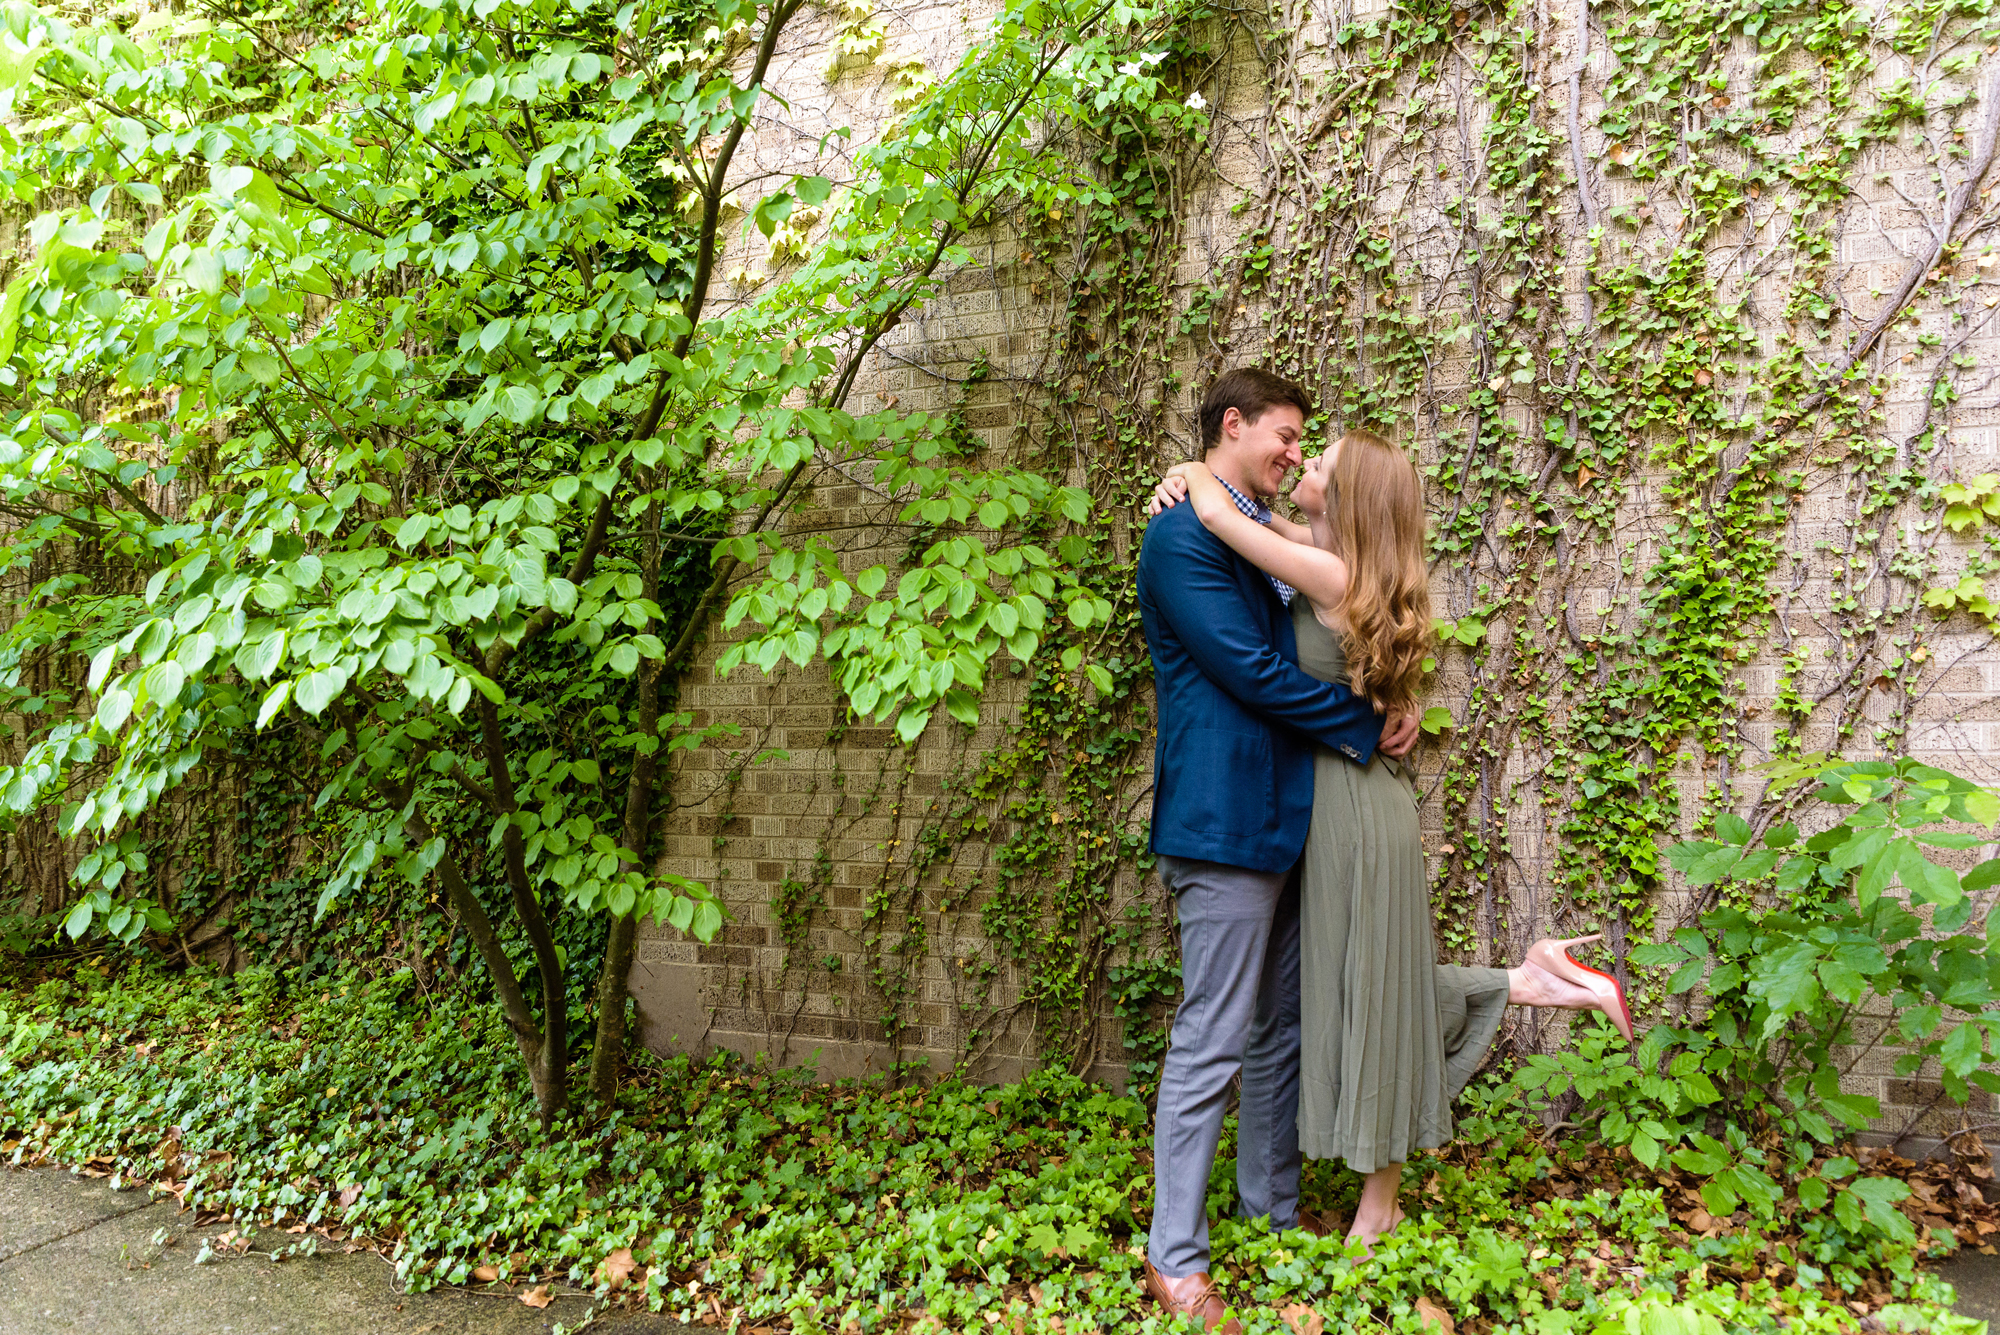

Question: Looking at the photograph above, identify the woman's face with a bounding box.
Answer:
[1289,438,1340,515]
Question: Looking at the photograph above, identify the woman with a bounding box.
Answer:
[1151,431,1631,1250]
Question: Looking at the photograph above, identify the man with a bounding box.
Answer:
[1136,367,1417,1330]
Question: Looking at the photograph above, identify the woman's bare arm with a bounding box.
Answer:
[1154,467,1316,544]
[1176,463,1350,609]
[1266,512,1316,545]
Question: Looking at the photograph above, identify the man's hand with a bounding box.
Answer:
[1148,473,1191,516]
[1377,711,1419,759]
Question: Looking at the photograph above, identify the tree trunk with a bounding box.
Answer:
[400,800,559,1126]
[589,482,666,1102]
[580,1,806,1099]
[589,911,642,1099]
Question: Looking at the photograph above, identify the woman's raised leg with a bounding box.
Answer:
[1506,934,1634,1040]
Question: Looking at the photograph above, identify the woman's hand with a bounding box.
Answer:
[1148,463,1204,516]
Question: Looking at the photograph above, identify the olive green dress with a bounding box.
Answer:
[1293,599,1510,1173]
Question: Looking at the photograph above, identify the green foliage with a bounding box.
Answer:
[0,0,1211,1115]
[719,12,1219,1075]
[1640,755,2000,1105]
[1,961,1982,1334]
[1510,757,1999,1255]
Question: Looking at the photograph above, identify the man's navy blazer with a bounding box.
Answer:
[1136,502,1382,873]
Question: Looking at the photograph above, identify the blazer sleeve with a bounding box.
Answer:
[1145,510,1382,763]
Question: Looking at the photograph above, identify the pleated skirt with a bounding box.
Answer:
[1296,746,1510,1173]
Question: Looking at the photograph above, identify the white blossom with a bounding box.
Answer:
[1117,60,1143,78]
[1185,90,1208,110]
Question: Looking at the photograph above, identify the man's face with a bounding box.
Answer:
[1213,404,1304,499]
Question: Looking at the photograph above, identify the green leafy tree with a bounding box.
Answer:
[0,0,1194,1121]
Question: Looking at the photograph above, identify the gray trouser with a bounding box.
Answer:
[1148,855,1302,1279]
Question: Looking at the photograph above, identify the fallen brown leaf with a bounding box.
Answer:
[1279,1301,1324,1335]
[1415,1296,1455,1335]
[473,1264,499,1283]
[598,1247,637,1289]
[520,1285,553,1309]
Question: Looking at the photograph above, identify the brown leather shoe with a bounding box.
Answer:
[1144,1261,1244,1335]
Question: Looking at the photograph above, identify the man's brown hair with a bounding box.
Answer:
[1199,367,1315,453]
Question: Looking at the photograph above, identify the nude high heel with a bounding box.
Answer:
[1524,933,1634,1042]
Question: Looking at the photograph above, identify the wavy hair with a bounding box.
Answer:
[1323,429,1433,718]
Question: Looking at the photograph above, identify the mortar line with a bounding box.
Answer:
[0,1187,161,1265]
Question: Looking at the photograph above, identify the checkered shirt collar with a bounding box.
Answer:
[1213,475,1295,607]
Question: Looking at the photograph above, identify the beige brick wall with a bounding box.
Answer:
[632,2,2000,1146]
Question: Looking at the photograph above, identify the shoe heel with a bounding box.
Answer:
[1525,933,1634,1042]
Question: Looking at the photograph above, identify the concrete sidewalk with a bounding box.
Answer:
[1943,1245,2000,1332]
[0,1166,693,1334]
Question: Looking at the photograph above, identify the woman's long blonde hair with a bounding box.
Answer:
[1324,429,1432,718]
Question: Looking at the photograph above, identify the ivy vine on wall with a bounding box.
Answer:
[705,0,2000,1096]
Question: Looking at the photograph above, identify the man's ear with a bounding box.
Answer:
[1220,406,1243,440]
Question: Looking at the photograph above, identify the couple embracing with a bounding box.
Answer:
[1135,368,1635,1330]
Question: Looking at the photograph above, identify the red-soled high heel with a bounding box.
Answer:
[1525,933,1634,1042]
